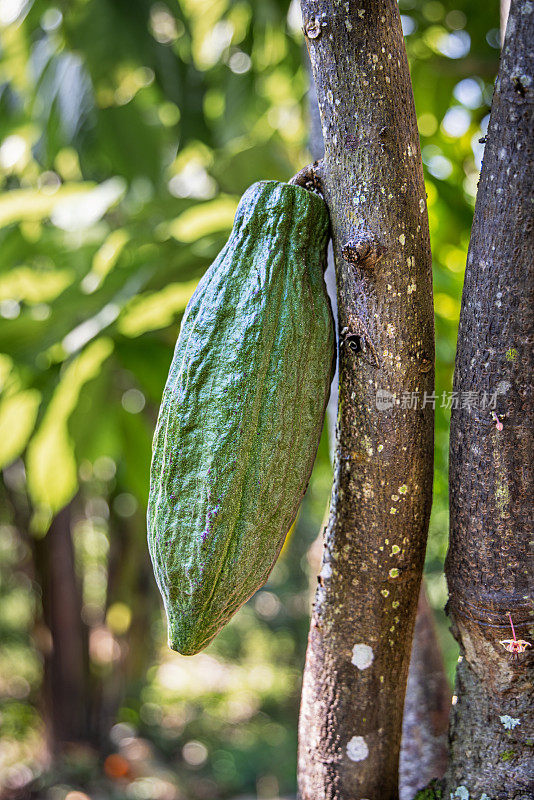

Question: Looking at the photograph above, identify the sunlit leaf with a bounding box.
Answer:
[182,0,228,70]
[51,177,126,231]
[253,24,288,69]
[59,303,120,357]
[0,183,94,227]
[434,292,460,322]
[166,197,238,242]
[0,266,73,303]
[26,338,114,512]
[117,279,199,336]
[0,354,13,390]
[92,229,130,278]
[0,389,40,469]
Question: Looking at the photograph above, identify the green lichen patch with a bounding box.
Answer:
[413,779,442,799]
[500,748,516,761]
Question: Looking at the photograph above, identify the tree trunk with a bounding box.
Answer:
[32,502,93,755]
[297,2,435,798]
[100,507,158,739]
[398,586,450,800]
[443,1,533,797]
[305,46,449,799]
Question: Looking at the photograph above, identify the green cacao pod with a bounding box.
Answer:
[148,179,335,655]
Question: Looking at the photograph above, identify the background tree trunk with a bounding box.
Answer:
[101,507,159,740]
[298,2,434,798]
[398,587,450,800]
[443,1,533,797]
[305,47,449,800]
[32,502,94,756]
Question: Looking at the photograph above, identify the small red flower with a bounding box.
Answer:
[491,411,504,431]
[499,612,532,659]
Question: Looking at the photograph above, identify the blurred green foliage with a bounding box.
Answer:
[0,0,500,798]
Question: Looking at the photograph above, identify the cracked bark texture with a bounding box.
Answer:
[297,2,434,798]
[443,2,534,798]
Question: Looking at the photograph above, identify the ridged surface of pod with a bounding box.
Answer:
[148,180,335,654]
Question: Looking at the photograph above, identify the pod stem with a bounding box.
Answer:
[288,161,325,197]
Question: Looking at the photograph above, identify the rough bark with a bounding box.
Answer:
[399,586,450,800]
[297,2,435,798]
[305,51,449,799]
[443,2,534,797]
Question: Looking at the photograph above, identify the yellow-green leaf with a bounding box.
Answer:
[92,229,130,277]
[0,266,73,303]
[0,389,41,469]
[0,183,94,228]
[0,355,14,392]
[167,196,238,242]
[81,229,130,293]
[117,280,199,337]
[434,292,460,322]
[26,338,114,512]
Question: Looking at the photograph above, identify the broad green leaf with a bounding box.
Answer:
[210,140,294,195]
[167,197,238,242]
[92,229,130,278]
[0,389,40,469]
[50,178,126,232]
[0,266,73,303]
[26,338,114,512]
[0,354,13,390]
[70,370,121,464]
[435,292,460,322]
[114,338,174,403]
[0,184,94,228]
[120,408,152,508]
[117,279,199,336]
[93,105,164,183]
